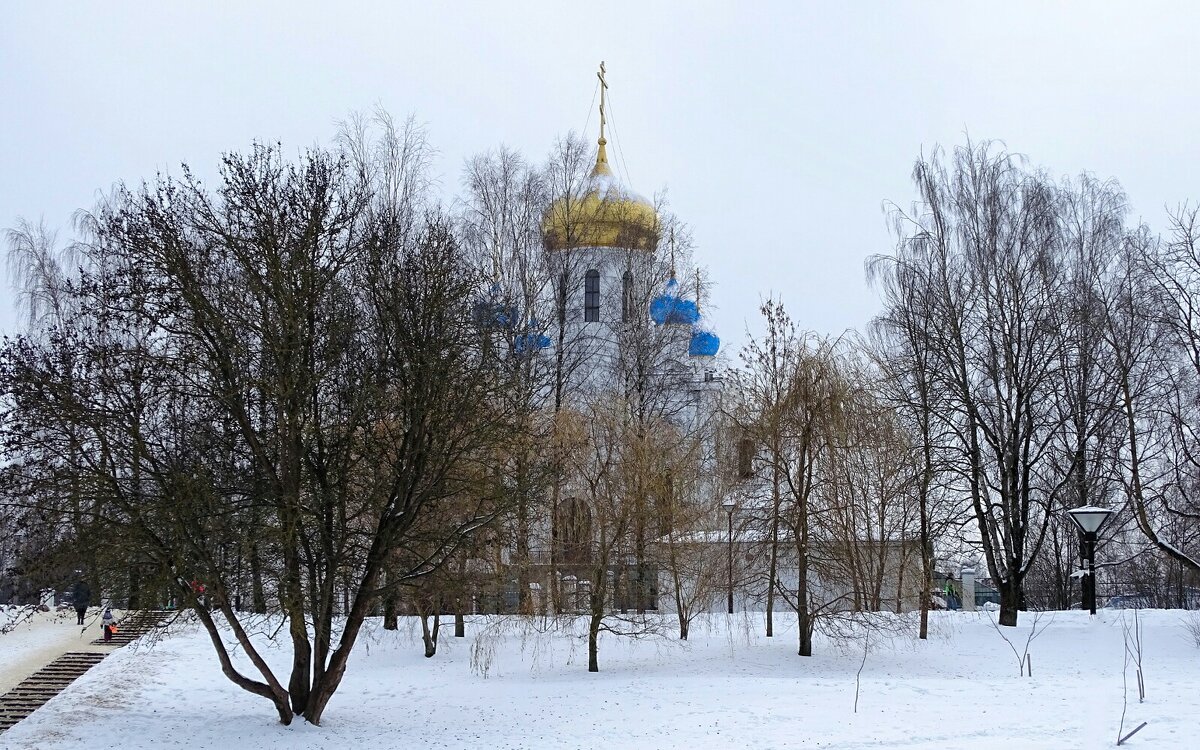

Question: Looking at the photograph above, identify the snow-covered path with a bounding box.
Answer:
[2,610,1198,749]
[0,609,113,695]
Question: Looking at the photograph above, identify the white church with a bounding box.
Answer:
[476,64,920,619]
[471,63,726,616]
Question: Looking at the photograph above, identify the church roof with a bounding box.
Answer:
[543,62,658,251]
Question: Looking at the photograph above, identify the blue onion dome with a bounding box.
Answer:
[688,329,720,358]
[650,278,701,327]
[513,318,552,355]
[649,295,674,325]
[650,278,680,325]
[473,284,519,330]
[494,306,517,329]
[667,299,700,326]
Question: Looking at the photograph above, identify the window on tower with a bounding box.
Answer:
[738,437,756,479]
[584,269,600,322]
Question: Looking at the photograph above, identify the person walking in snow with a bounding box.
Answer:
[72,579,91,625]
[101,606,117,642]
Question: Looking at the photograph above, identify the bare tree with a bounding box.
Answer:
[1106,213,1200,573]
[875,142,1076,626]
[1,124,517,725]
[554,397,661,671]
[729,300,851,655]
[657,431,726,640]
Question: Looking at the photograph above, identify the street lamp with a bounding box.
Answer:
[1066,505,1115,615]
[721,499,736,614]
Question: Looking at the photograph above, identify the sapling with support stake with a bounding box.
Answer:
[853,629,869,714]
[1123,609,1145,702]
[987,608,1051,676]
[1116,610,1148,745]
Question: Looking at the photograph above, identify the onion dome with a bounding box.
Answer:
[650,278,701,327]
[543,159,657,251]
[688,329,720,358]
[543,63,657,251]
[514,319,552,355]
[472,283,520,330]
[474,289,515,330]
[474,301,518,330]
[514,331,552,354]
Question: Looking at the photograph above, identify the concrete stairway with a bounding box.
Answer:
[0,651,106,732]
[90,609,172,646]
[0,609,172,734]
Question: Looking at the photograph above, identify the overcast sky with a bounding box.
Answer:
[2,2,1197,352]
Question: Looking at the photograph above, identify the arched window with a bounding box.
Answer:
[738,437,756,479]
[621,269,635,323]
[584,269,600,322]
[555,497,592,566]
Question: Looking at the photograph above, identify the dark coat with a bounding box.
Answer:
[72,581,91,609]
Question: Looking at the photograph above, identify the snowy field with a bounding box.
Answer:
[2,609,1199,749]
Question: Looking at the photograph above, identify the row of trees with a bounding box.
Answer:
[0,111,728,718]
[869,141,1200,626]
[3,122,1199,724]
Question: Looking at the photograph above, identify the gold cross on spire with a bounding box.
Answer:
[669,226,677,280]
[597,61,608,145]
[592,61,612,177]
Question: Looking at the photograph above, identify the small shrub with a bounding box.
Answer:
[1183,611,1200,649]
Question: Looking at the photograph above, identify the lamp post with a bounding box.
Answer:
[721,500,736,614]
[1066,505,1115,615]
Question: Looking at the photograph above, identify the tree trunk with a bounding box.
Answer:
[918,469,932,640]
[249,538,267,614]
[766,462,781,638]
[667,540,688,640]
[797,543,813,656]
[796,552,813,656]
[797,606,813,657]
[517,476,531,615]
[283,540,312,715]
[454,611,465,638]
[588,612,602,673]
[383,593,398,631]
[433,614,441,644]
[998,582,1020,627]
[303,546,390,726]
[587,582,604,672]
[419,603,439,658]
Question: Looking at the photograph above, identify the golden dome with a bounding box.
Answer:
[543,62,658,252]
[543,145,658,251]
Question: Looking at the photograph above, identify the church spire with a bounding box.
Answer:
[669,226,678,280]
[592,61,613,178]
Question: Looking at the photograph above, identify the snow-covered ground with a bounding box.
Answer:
[0,608,112,695]
[2,609,1198,749]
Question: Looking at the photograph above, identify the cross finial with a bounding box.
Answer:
[597,61,608,145]
[669,226,677,280]
[591,61,612,177]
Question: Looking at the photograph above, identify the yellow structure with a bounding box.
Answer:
[543,62,658,252]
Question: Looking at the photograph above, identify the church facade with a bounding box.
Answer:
[476,63,727,616]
